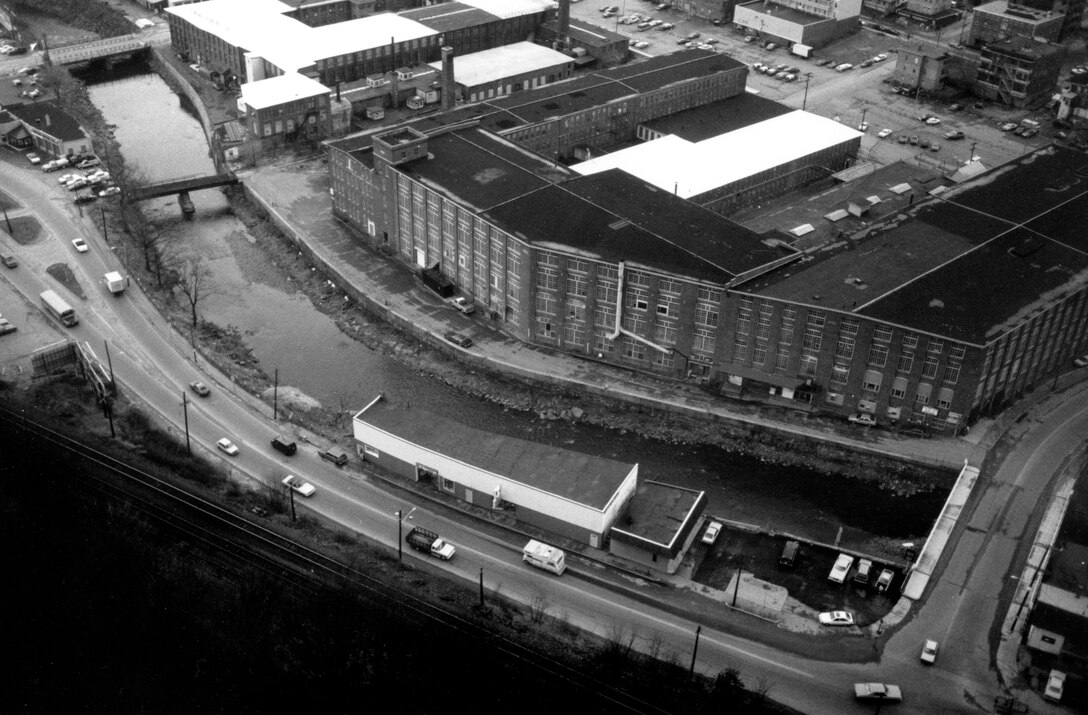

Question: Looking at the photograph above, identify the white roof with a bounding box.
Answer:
[426,41,570,88]
[573,111,862,199]
[305,15,436,63]
[458,0,558,19]
[241,73,329,110]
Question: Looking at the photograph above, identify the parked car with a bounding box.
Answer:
[1043,669,1065,702]
[944,130,964,140]
[71,237,89,253]
[633,41,649,49]
[909,135,919,145]
[920,639,939,664]
[450,296,475,314]
[849,413,877,426]
[1,252,17,268]
[444,331,472,348]
[949,103,963,111]
[930,142,940,152]
[1001,122,1018,131]
[73,193,97,205]
[854,683,902,703]
[898,134,908,143]
[877,128,893,138]
[1074,354,1088,367]
[271,434,298,456]
[818,610,854,626]
[829,553,854,583]
[701,520,722,545]
[98,186,121,197]
[25,151,40,164]
[76,157,100,169]
[925,116,941,125]
[919,137,930,149]
[874,53,888,61]
[216,437,239,456]
[189,380,211,397]
[860,59,873,68]
[282,474,316,497]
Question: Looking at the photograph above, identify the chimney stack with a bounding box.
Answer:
[441,46,455,111]
[557,0,571,39]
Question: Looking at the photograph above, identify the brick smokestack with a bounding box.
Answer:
[441,46,455,110]
[557,0,571,37]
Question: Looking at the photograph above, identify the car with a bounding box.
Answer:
[877,128,893,138]
[909,135,919,145]
[634,41,649,49]
[919,137,930,149]
[1043,669,1065,701]
[874,53,888,61]
[860,59,873,68]
[26,151,40,165]
[451,296,475,314]
[282,474,316,497]
[898,134,908,144]
[930,142,940,152]
[58,173,78,185]
[858,121,869,132]
[920,639,938,664]
[835,63,853,72]
[701,520,722,545]
[76,158,100,169]
[949,103,963,111]
[925,116,941,125]
[216,437,239,456]
[73,193,97,205]
[71,237,89,253]
[1074,354,1088,367]
[704,38,717,44]
[1021,127,1038,138]
[849,413,877,427]
[66,178,88,191]
[944,130,964,140]
[764,42,777,51]
[818,610,854,626]
[829,553,854,583]
[319,446,349,466]
[814,58,831,66]
[98,186,121,197]
[711,18,722,25]
[0,317,16,336]
[1001,122,1018,131]
[271,434,298,456]
[854,683,902,703]
[1,252,17,268]
[686,32,700,40]
[189,380,211,397]
[444,331,472,348]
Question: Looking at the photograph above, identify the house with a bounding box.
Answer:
[6,101,92,158]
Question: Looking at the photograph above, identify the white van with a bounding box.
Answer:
[522,539,566,575]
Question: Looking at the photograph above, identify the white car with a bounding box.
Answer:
[216,437,239,456]
[877,128,893,138]
[874,53,888,61]
[920,639,938,664]
[829,553,854,583]
[925,117,941,125]
[450,296,475,314]
[26,152,40,164]
[701,520,722,544]
[818,610,854,626]
[98,186,121,197]
[282,474,316,497]
[71,237,89,253]
[1043,670,1065,701]
[849,413,877,427]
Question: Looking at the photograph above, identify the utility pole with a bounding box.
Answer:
[732,558,744,607]
[182,391,191,455]
[1,204,12,234]
[689,625,701,676]
[479,568,485,608]
[802,72,812,110]
[288,483,296,521]
[100,205,108,242]
[273,367,278,421]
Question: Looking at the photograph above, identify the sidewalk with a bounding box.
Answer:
[239,158,980,472]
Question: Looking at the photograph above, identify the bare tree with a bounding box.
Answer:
[176,258,219,328]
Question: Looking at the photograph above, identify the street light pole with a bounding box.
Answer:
[802,72,812,110]
[395,506,417,561]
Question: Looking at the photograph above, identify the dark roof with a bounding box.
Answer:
[399,127,572,212]
[7,101,86,142]
[541,17,626,47]
[641,93,793,142]
[747,146,1088,345]
[983,36,1066,60]
[609,481,707,558]
[355,396,636,510]
[401,2,500,33]
[736,0,827,26]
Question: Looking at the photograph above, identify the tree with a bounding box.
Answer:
[176,257,218,329]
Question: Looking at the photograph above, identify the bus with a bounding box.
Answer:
[40,289,78,327]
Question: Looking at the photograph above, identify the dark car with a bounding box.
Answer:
[444,331,472,348]
[73,193,97,205]
[271,434,297,456]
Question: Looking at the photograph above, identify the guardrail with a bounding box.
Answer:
[50,34,148,64]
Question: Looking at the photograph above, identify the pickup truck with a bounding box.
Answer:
[405,526,456,560]
[854,683,902,703]
[450,296,475,314]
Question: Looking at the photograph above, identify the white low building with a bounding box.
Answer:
[352,394,638,547]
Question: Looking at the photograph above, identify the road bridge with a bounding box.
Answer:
[131,172,240,201]
[48,33,150,67]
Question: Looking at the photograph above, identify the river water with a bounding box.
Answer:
[79,58,948,544]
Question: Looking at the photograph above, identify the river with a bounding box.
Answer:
[78,57,948,546]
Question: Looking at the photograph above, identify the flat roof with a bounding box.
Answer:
[356,395,636,511]
[737,0,827,26]
[641,92,793,142]
[457,0,556,19]
[425,42,571,88]
[305,15,437,62]
[573,110,862,200]
[241,72,328,110]
[401,1,498,32]
[610,481,707,556]
[484,169,793,283]
[745,146,1088,345]
[399,127,572,213]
